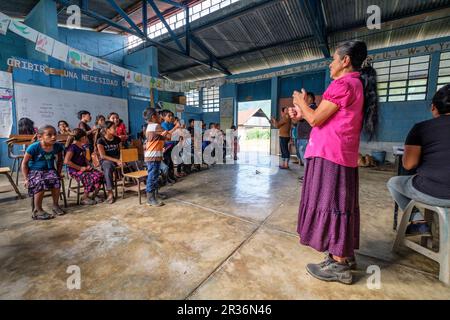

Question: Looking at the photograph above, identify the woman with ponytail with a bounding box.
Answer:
[288,40,378,284]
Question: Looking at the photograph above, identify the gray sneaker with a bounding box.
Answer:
[156,189,168,200]
[306,257,353,285]
[146,191,164,207]
[321,252,357,270]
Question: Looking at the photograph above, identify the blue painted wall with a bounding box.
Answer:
[222,36,450,147]
[0,32,26,72]
[0,0,132,166]
[279,71,326,98]
[237,79,271,102]
[24,0,58,63]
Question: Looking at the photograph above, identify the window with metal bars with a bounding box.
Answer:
[202,87,220,113]
[437,51,450,91]
[186,89,199,108]
[373,55,430,103]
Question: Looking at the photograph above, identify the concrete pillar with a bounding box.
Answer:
[427,52,440,100]
[24,0,58,62]
[270,76,278,155]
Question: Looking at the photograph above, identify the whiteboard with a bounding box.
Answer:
[14,83,128,130]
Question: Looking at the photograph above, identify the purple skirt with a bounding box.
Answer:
[297,157,360,258]
[27,170,61,197]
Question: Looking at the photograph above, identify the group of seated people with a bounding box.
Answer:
[18,107,238,221]
[19,110,131,220]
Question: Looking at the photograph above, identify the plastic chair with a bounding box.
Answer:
[393,200,450,285]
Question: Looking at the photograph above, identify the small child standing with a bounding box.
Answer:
[143,108,170,207]
[64,128,105,205]
[21,125,66,220]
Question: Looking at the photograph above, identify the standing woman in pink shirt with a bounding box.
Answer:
[289,41,378,284]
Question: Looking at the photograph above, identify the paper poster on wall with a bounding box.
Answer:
[155,79,164,90]
[133,72,143,86]
[111,65,125,77]
[51,41,69,62]
[93,58,111,73]
[35,32,55,55]
[0,71,12,89]
[0,12,11,35]
[142,74,150,86]
[68,48,82,68]
[220,97,234,130]
[124,70,134,84]
[8,20,38,42]
[0,100,12,138]
[0,88,13,100]
[80,53,94,70]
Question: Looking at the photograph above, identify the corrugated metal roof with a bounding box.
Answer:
[160,0,450,81]
[329,7,450,51]
[2,0,450,81]
[0,0,184,29]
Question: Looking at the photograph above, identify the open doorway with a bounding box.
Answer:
[237,100,271,156]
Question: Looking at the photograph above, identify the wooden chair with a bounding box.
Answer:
[120,148,148,204]
[30,174,68,212]
[393,200,450,285]
[6,134,34,185]
[67,148,107,204]
[0,167,23,199]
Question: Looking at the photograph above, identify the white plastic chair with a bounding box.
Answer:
[393,200,450,285]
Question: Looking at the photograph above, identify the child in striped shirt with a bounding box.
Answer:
[143,108,170,207]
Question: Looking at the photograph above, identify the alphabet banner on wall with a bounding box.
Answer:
[8,20,38,42]
[35,32,55,56]
[0,71,12,89]
[0,12,10,35]
[0,100,12,138]
[68,48,82,68]
[93,57,111,73]
[80,53,94,71]
[220,97,234,130]
[51,41,69,62]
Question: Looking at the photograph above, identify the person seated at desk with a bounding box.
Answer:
[57,120,71,135]
[387,84,450,236]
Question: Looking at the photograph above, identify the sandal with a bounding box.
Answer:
[105,197,115,204]
[52,206,67,216]
[32,210,55,221]
[81,198,96,205]
[93,196,104,204]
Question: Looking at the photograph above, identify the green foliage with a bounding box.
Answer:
[246,128,270,140]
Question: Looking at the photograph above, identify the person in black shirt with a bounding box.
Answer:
[387,84,450,236]
[97,121,123,204]
[77,110,95,151]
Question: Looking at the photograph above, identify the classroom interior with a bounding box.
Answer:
[1,0,450,299]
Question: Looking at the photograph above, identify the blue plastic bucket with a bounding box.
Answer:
[371,150,386,164]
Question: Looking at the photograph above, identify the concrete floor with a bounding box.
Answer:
[0,159,449,299]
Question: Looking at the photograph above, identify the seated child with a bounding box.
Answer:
[97,121,123,204]
[93,115,106,130]
[57,120,71,135]
[21,125,66,220]
[64,128,105,205]
[109,112,128,143]
[77,110,94,145]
